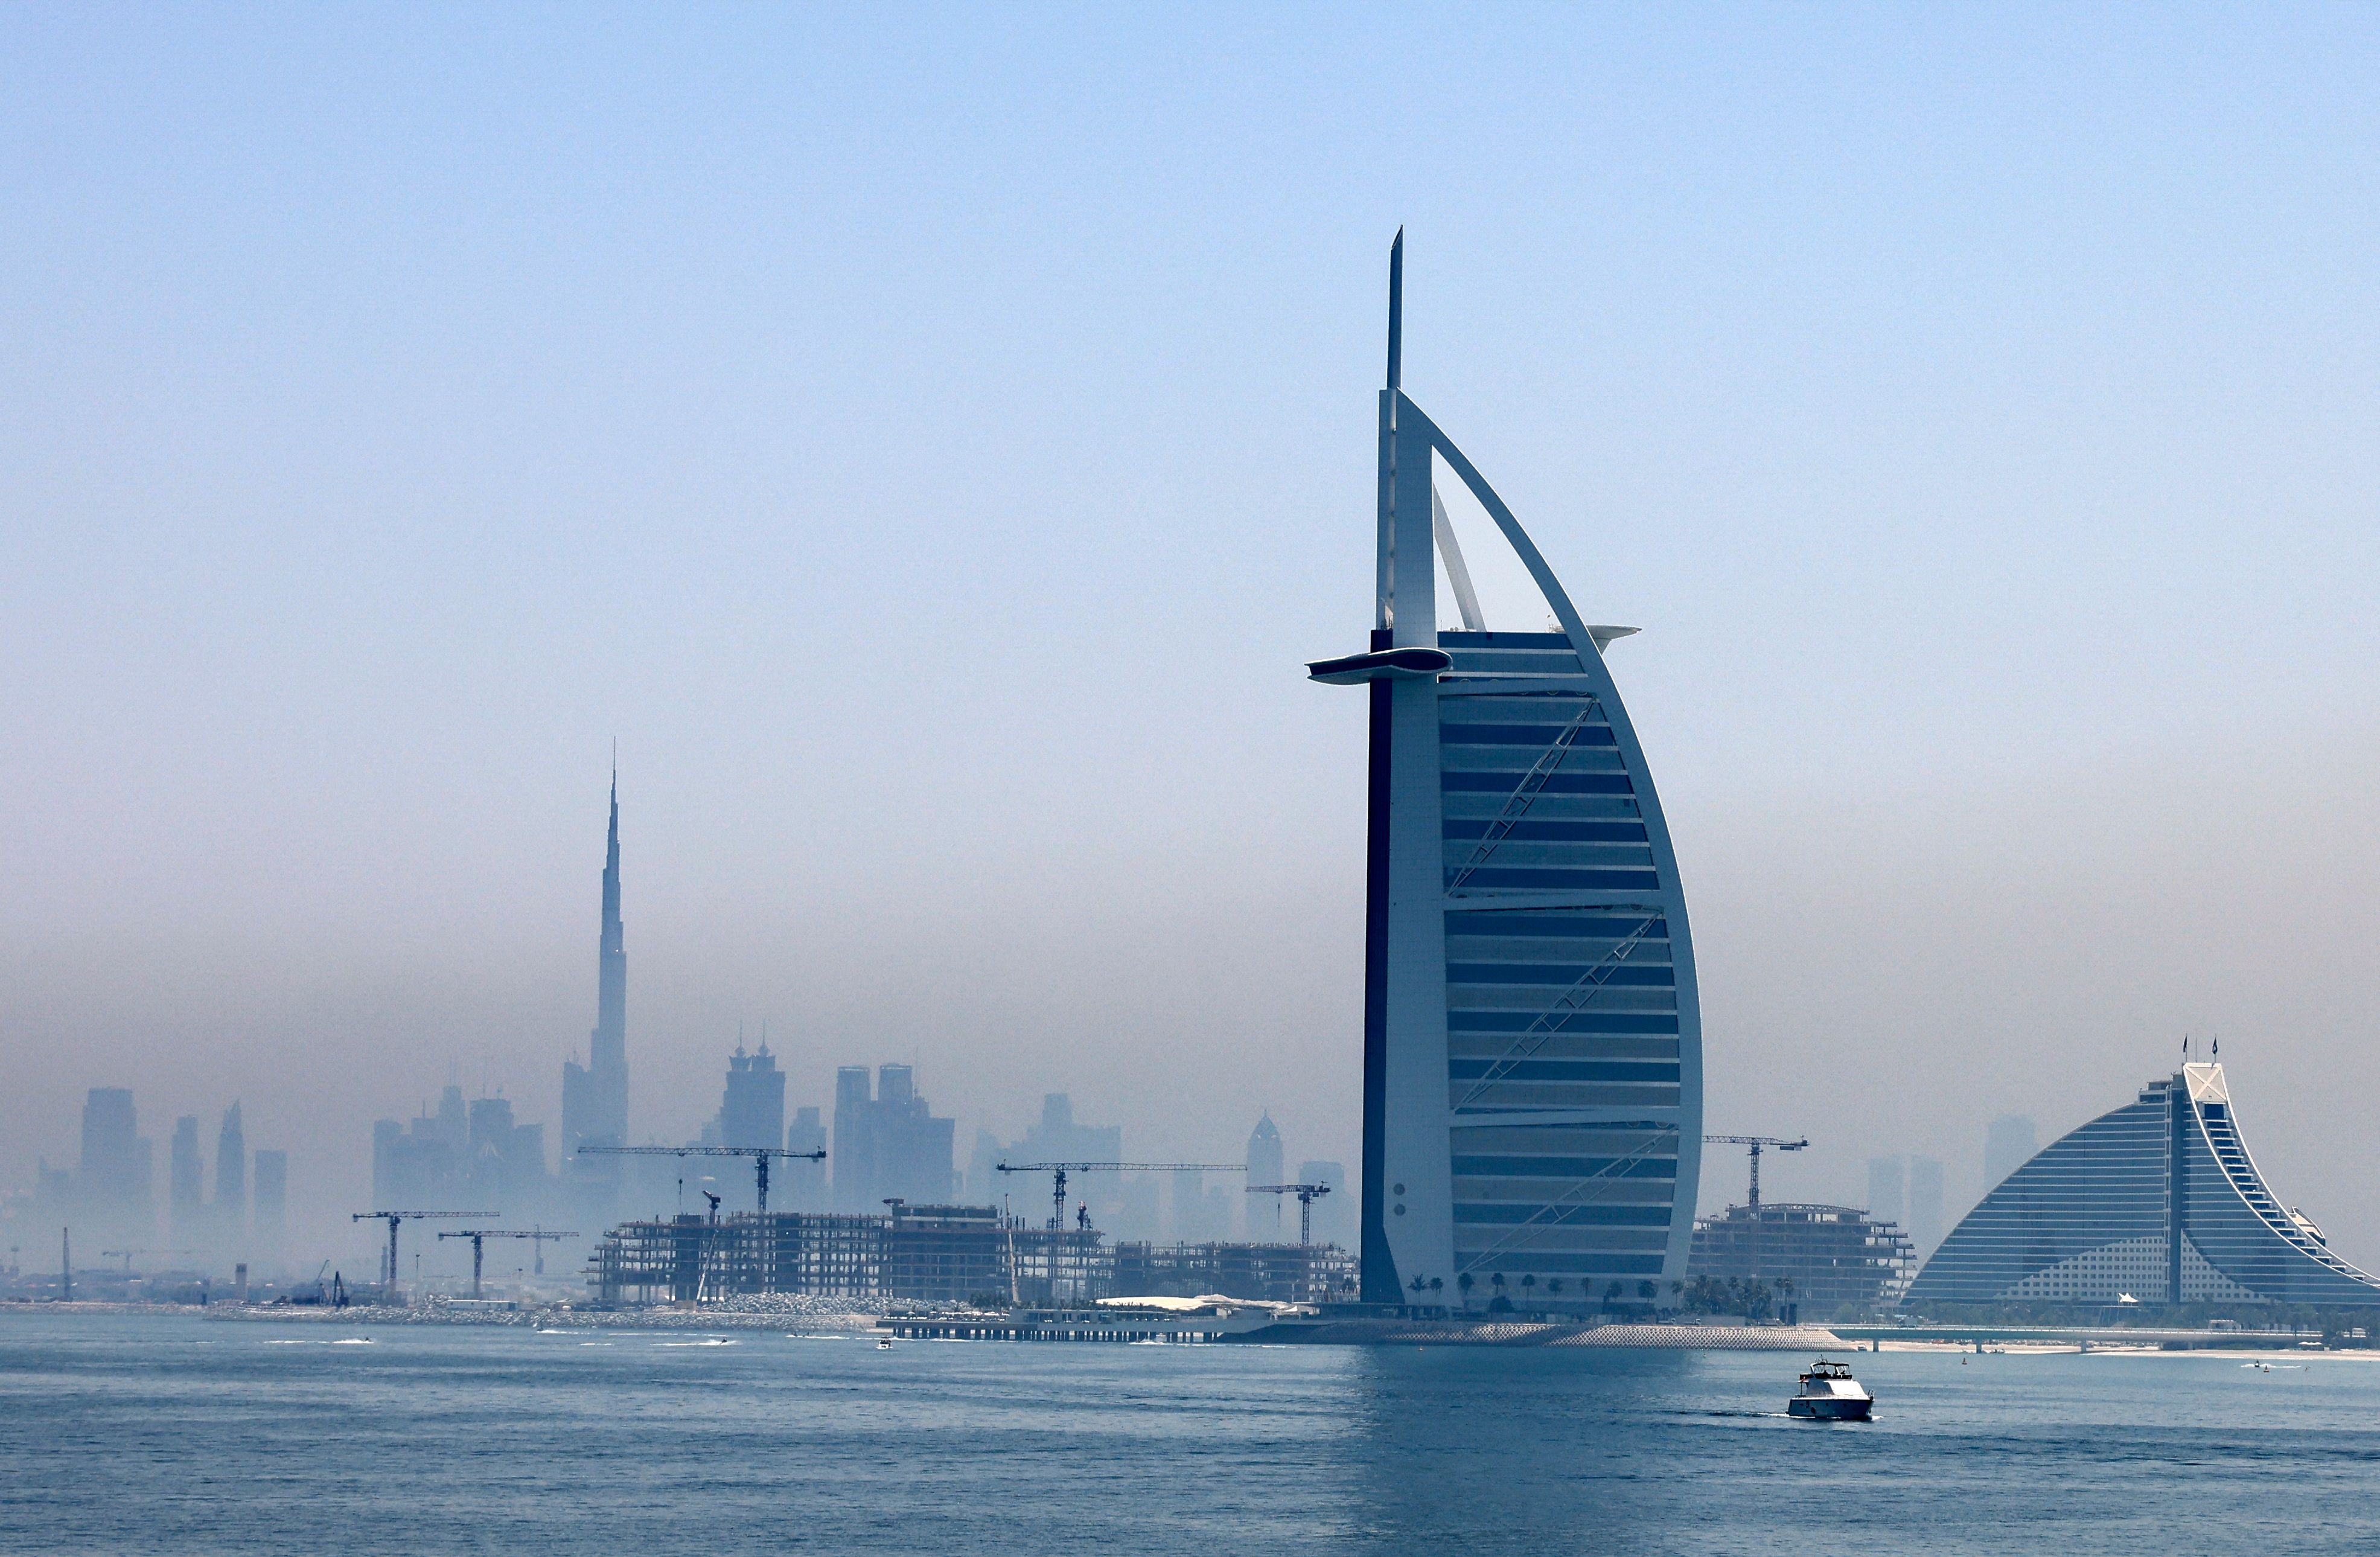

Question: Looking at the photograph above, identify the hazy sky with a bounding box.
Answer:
[6,6,2379,1270]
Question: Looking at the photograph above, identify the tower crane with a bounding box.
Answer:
[1702,1135,1808,1210]
[995,1162,1245,1232]
[98,1247,194,1277]
[1245,1183,1334,1246]
[436,1229,579,1300]
[351,1212,495,1303]
[575,1145,826,1213]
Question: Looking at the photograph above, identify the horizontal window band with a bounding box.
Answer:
[1447,1251,1670,1274]
[1454,1087,1682,1110]
[1442,820,1649,843]
[1451,1127,1679,1148]
[1446,948,1676,971]
[1443,772,1636,794]
[1447,1037,1679,1060]
[1442,796,1642,822]
[1444,853,1661,876]
[1442,753,1628,779]
[1447,1061,1680,1082]
[1449,1013,1682,1035]
[1447,964,1674,988]
[1456,1229,1673,1255]
[1446,914,1670,938]
[1460,1190,1675,1212]
[1446,868,1664,890]
[1453,1204,1673,1227]
[1452,1156,1677,1178]
[1441,724,1617,747]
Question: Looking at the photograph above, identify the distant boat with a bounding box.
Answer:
[1787,1359,1873,1421]
[877,1335,893,1350]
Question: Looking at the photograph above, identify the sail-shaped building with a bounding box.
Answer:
[1312,236,1703,1308]
[1908,1061,2380,1308]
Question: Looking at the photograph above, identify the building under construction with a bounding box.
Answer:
[1688,1202,1916,1316]
[584,1201,1351,1308]
[1111,1241,1356,1304]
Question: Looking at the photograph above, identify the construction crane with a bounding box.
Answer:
[436,1229,578,1300]
[575,1145,826,1213]
[995,1162,1245,1232]
[1246,1183,1333,1246]
[99,1248,196,1284]
[351,1212,495,1303]
[1703,1134,1808,1209]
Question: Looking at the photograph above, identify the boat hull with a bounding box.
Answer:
[1787,1396,1872,1421]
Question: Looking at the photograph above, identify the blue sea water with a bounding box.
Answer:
[6,1313,2380,1555]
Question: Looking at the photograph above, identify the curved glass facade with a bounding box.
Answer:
[1439,637,1688,1284]
[1909,1063,2380,1307]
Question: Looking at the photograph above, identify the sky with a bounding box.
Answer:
[4,5,2378,1272]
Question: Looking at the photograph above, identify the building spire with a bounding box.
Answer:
[1386,228,1403,392]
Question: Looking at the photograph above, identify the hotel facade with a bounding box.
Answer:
[1909,1062,2380,1308]
[1312,237,1703,1308]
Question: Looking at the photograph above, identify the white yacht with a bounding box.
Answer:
[1787,1360,1873,1421]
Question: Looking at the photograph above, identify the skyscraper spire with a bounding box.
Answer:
[564,762,631,1183]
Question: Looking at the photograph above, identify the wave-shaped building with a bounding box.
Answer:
[1908,1061,2380,1308]
[1310,235,1703,1308]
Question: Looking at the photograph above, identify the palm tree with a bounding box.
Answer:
[1456,1271,1475,1310]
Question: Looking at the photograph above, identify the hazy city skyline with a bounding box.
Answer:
[8,8,2380,1279]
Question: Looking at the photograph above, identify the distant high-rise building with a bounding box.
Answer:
[785,1107,827,1210]
[1112,1172,1161,1242]
[1908,1156,1945,1257]
[965,1127,1004,1203]
[994,1095,1140,1236]
[1016,1094,1121,1165]
[373,1090,486,1210]
[563,769,630,1213]
[832,1064,955,1210]
[1170,1168,1218,1242]
[1866,1157,1906,1229]
[466,1095,548,1213]
[169,1116,203,1242]
[832,1067,876,1211]
[719,1041,786,1153]
[1298,1159,1350,1250]
[214,1103,246,1239]
[1985,1114,2038,1191]
[252,1150,288,1243]
[1245,1113,1285,1240]
[77,1087,152,1241]
[371,1119,404,1207]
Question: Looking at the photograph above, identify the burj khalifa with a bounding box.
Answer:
[563,767,630,1206]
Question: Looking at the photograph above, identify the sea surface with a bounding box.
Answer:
[6,1312,2380,1555]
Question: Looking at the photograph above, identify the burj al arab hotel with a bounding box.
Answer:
[1311,235,1702,1309]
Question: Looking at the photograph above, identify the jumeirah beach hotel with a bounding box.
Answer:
[1909,1061,2380,1308]
[1310,237,1703,1308]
